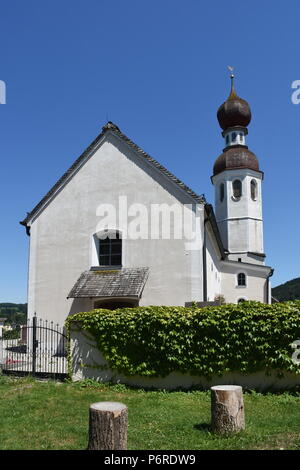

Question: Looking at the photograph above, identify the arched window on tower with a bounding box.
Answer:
[251,179,258,201]
[98,230,122,266]
[220,182,225,202]
[225,135,230,146]
[232,179,242,199]
[237,272,246,287]
[231,132,237,143]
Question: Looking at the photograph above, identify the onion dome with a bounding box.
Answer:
[213,145,259,176]
[217,77,251,131]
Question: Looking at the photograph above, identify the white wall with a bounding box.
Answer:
[27,132,204,325]
[220,261,268,304]
[212,169,264,262]
[205,224,222,302]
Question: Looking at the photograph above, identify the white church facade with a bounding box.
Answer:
[21,78,273,326]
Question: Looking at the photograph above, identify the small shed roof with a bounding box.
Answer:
[67,267,149,299]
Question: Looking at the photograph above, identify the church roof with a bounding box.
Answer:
[213,145,261,176]
[217,76,251,131]
[67,266,149,299]
[20,122,206,227]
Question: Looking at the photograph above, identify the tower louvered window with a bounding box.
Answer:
[220,183,225,202]
[232,180,242,199]
[251,179,257,201]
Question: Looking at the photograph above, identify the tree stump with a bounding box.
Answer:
[88,401,128,450]
[211,385,245,435]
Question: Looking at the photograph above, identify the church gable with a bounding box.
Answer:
[20,122,206,229]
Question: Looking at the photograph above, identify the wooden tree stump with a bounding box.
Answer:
[211,385,245,435]
[88,401,128,450]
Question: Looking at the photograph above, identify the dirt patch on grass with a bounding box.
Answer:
[254,432,300,450]
[2,384,34,398]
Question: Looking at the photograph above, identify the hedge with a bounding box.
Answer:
[65,301,300,378]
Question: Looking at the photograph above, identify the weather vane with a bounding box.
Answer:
[227,65,234,78]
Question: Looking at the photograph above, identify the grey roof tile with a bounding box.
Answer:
[67,266,149,299]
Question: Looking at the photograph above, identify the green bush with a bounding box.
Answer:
[2,329,20,340]
[65,301,300,378]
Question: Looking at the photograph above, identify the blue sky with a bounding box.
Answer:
[0,0,299,302]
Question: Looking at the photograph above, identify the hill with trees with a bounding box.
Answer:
[0,303,27,325]
[272,278,300,302]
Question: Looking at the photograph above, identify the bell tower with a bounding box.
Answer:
[211,72,265,265]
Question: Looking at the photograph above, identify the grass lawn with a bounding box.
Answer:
[1,374,300,450]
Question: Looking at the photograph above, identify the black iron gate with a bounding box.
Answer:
[0,316,68,379]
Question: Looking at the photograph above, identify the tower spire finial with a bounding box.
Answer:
[227,65,237,99]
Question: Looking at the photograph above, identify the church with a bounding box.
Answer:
[21,76,273,326]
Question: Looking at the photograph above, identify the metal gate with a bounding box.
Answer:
[0,317,68,379]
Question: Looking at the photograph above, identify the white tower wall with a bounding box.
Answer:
[212,168,264,264]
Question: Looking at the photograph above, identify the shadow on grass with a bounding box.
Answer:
[193,422,211,433]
